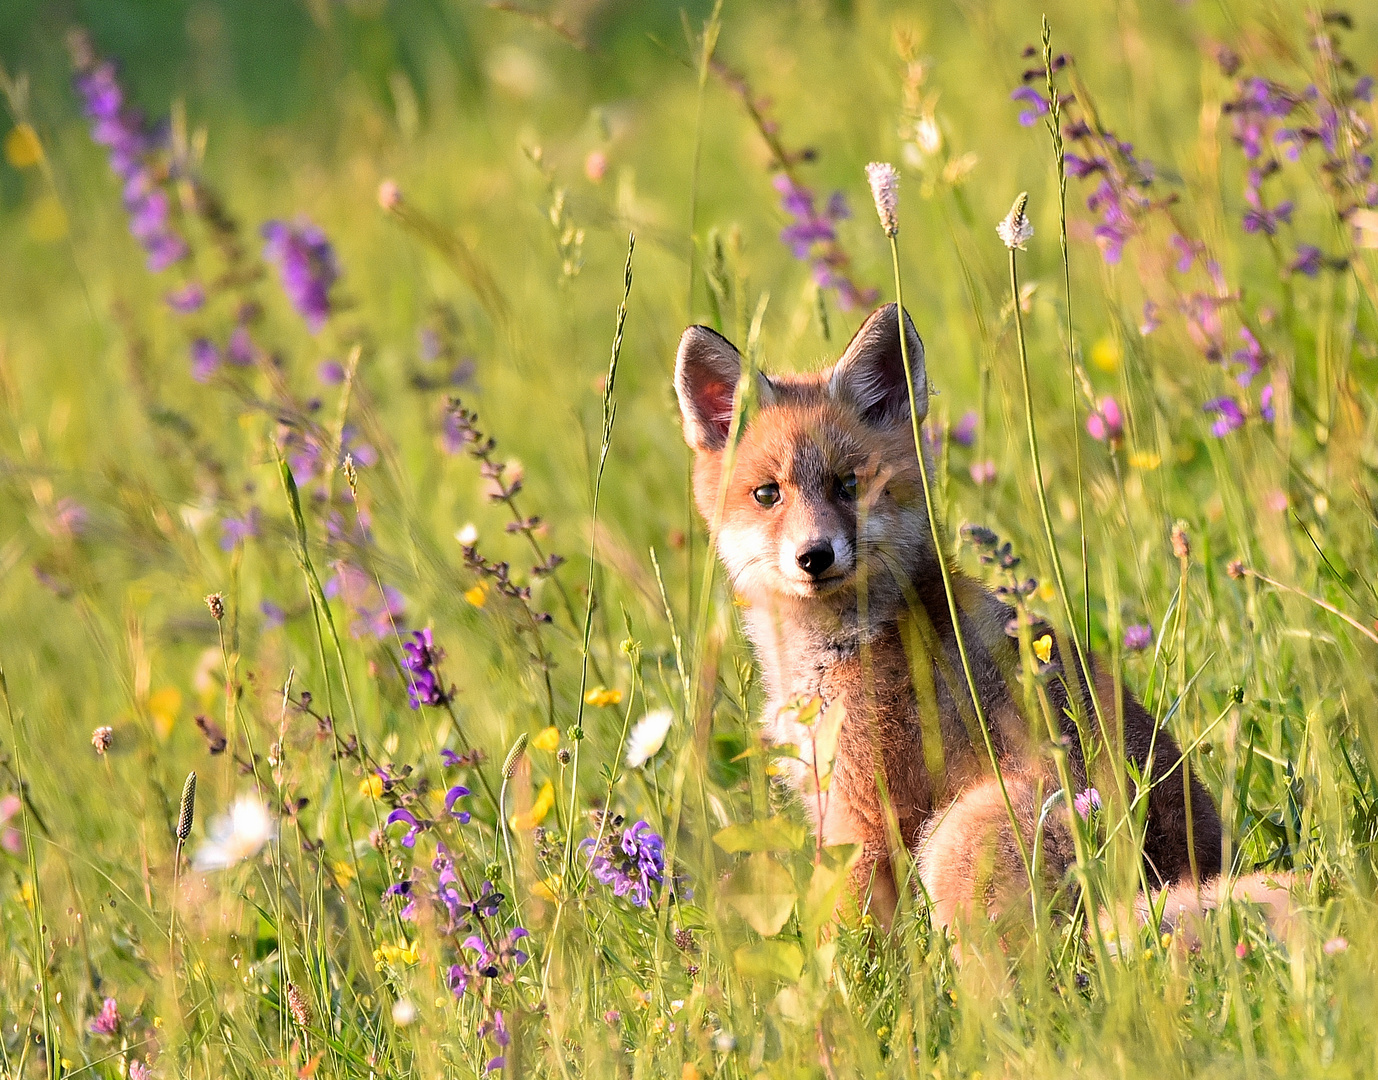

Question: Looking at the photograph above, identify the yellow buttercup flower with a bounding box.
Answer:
[532,874,562,902]
[331,859,356,885]
[1037,581,1056,602]
[1033,635,1053,664]
[373,940,419,970]
[1091,336,1121,373]
[464,582,489,608]
[584,687,623,708]
[359,774,384,799]
[510,780,555,830]
[531,725,561,752]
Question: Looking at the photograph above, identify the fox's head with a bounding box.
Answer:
[675,303,934,612]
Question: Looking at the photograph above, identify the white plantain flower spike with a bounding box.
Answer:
[866,162,900,237]
[625,707,674,769]
[997,191,1034,250]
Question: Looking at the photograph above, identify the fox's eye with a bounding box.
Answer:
[752,483,781,508]
[837,473,858,500]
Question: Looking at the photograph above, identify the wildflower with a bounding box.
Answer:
[1235,941,1249,959]
[1323,936,1348,955]
[204,593,225,620]
[386,808,426,848]
[969,460,997,485]
[1010,86,1050,127]
[584,687,623,708]
[444,785,472,825]
[129,1061,151,1080]
[192,795,276,870]
[1032,635,1053,664]
[89,997,120,1037]
[865,162,900,237]
[377,179,402,211]
[325,562,404,640]
[166,282,205,313]
[579,819,666,907]
[1227,559,1247,580]
[626,708,673,769]
[464,582,488,607]
[190,338,221,383]
[531,726,560,752]
[1128,451,1160,470]
[1085,396,1124,443]
[1260,383,1275,422]
[950,410,978,447]
[1171,521,1191,561]
[1290,243,1323,277]
[479,1009,511,1073]
[71,42,189,272]
[392,998,417,1026]
[1139,300,1161,336]
[317,359,345,385]
[1090,337,1121,372]
[585,150,608,182]
[772,174,877,311]
[1123,624,1153,651]
[261,219,340,333]
[510,780,555,830]
[996,192,1034,250]
[604,1009,621,1025]
[401,628,447,709]
[373,940,419,968]
[1065,153,1107,179]
[219,508,260,551]
[1232,327,1266,385]
[1073,787,1102,818]
[91,725,113,755]
[1203,397,1245,437]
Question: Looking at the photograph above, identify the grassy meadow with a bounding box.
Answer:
[1,0,1377,1076]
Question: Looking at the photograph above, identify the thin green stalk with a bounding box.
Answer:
[887,233,1037,921]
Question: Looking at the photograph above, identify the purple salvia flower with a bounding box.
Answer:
[226,325,256,366]
[1203,397,1246,437]
[1065,153,1107,179]
[1232,327,1266,386]
[1139,300,1161,336]
[318,359,345,385]
[385,808,425,848]
[261,219,340,333]
[580,820,666,907]
[260,600,287,628]
[444,785,471,824]
[1011,86,1049,127]
[220,508,261,551]
[401,628,447,708]
[1123,624,1153,651]
[1290,243,1324,277]
[951,410,978,448]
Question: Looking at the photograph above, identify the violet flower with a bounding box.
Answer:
[1074,788,1102,819]
[190,338,221,383]
[1203,397,1246,437]
[951,411,978,448]
[401,628,447,708]
[261,219,340,333]
[1289,244,1323,277]
[1123,624,1153,651]
[772,174,877,312]
[580,820,665,908]
[89,997,120,1037]
[1231,328,1266,386]
[1011,86,1050,127]
[1085,396,1123,444]
[166,282,206,313]
[385,808,425,848]
[1260,383,1276,423]
[220,508,261,551]
[444,784,471,825]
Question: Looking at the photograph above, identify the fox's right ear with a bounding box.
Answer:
[675,325,744,452]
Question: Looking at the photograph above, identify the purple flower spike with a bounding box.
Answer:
[385,808,425,848]
[262,219,340,333]
[166,282,206,313]
[1123,624,1153,652]
[401,628,447,708]
[580,819,666,908]
[1203,397,1246,437]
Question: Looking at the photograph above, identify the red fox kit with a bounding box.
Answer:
[676,303,1283,936]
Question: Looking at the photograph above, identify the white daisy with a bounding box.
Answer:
[193,795,276,871]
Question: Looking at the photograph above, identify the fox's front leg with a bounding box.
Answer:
[818,764,903,928]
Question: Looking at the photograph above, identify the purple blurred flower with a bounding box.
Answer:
[89,997,120,1037]
[1065,153,1106,179]
[226,325,256,366]
[326,561,404,639]
[1356,77,1374,104]
[772,174,877,312]
[969,460,997,485]
[1085,396,1123,444]
[480,1010,511,1073]
[1260,383,1275,423]
[1289,244,1323,277]
[318,359,345,385]
[951,410,978,448]
[73,51,188,272]
[53,497,88,537]
[1073,787,1102,819]
[1242,186,1293,235]
[1011,86,1049,127]
[1203,397,1246,437]
[262,219,340,333]
[1139,300,1161,336]
[1171,234,1204,273]
[220,508,260,551]
[1123,624,1153,651]
[580,820,665,907]
[260,600,287,628]
[166,282,206,313]
[1231,327,1266,386]
[191,338,220,382]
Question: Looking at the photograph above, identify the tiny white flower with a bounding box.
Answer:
[456,523,478,546]
[391,998,418,1026]
[625,707,673,769]
[915,116,942,156]
[866,162,900,237]
[997,192,1034,250]
[193,796,276,871]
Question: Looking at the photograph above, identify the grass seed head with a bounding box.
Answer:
[91,725,113,755]
[287,982,313,1028]
[204,592,225,621]
[176,771,197,841]
[503,732,529,779]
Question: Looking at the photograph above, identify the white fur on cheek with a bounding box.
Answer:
[714,520,780,597]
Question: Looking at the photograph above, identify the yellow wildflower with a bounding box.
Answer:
[464,582,489,608]
[531,725,561,752]
[332,860,356,885]
[4,124,43,169]
[1128,451,1161,471]
[372,940,419,970]
[510,780,555,830]
[1037,581,1056,602]
[1033,635,1053,664]
[1091,336,1121,373]
[583,687,623,708]
[532,874,562,903]
[148,687,182,740]
[359,774,384,799]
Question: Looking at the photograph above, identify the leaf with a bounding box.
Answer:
[713,816,809,854]
[724,852,797,936]
[801,861,849,933]
[733,940,803,982]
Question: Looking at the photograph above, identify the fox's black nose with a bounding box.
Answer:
[797,543,835,578]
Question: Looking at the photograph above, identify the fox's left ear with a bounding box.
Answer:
[829,302,927,426]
